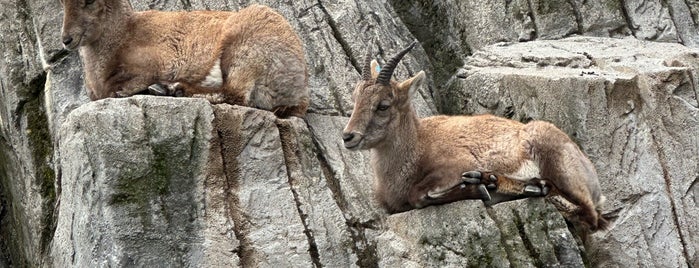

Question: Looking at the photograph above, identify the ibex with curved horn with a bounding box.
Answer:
[343,41,608,231]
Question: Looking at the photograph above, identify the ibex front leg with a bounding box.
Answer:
[409,169,492,209]
[115,80,188,98]
[146,82,186,97]
[462,171,550,206]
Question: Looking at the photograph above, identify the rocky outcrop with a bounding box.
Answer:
[52,98,214,267]
[48,96,587,267]
[1,0,698,267]
[390,0,699,110]
[450,36,699,267]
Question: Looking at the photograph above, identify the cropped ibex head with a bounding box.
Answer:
[60,0,127,50]
[343,41,425,150]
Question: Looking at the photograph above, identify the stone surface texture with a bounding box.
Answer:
[0,0,698,267]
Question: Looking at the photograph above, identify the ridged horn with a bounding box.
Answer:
[362,39,374,81]
[376,40,417,85]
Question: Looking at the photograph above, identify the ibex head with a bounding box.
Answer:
[60,0,130,50]
[342,41,425,150]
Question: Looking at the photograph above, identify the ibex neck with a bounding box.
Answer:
[108,0,135,16]
[371,110,421,181]
[109,1,134,30]
[87,0,134,50]
[79,1,134,90]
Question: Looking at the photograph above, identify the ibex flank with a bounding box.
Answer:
[60,0,308,117]
[343,41,608,231]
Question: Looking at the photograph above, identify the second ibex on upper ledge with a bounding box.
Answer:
[60,0,308,117]
[343,41,608,231]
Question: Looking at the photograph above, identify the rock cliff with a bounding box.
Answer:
[0,0,697,267]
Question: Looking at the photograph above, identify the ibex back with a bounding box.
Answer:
[343,41,608,231]
[60,0,308,117]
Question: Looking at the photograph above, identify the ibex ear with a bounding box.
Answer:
[370,60,380,79]
[398,71,426,98]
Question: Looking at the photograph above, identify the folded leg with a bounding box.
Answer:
[461,171,549,206]
[414,183,492,208]
[146,82,186,97]
[409,169,491,209]
[114,82,184,98]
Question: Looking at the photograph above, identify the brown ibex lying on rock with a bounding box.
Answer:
[60,0,308,117]
[343,41,608,231]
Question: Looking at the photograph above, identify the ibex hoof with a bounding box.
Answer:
[524,185,543,196]
[478,184,491,201]
[147,84,168,96]
[462,171,498,189]
[114,90,134,98]
[114,90,129,98]
[169,82,185,97]
[461,171,482,184]
[486,174,497,189]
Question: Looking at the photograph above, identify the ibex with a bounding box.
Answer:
[60,0,308,117]
[343,41,608,231]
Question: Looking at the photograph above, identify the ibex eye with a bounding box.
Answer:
[377,103,390,111]
[84,0,95,6]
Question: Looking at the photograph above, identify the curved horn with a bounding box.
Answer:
[376,40,417,85]
[362,39,374,81]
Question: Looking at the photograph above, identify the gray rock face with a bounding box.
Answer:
[450,36,699,267]
[377,199,584,267]
[52,97,214,267]
[1,0,699,267]
[390,0,699,112]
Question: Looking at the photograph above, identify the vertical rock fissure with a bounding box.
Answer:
[617,0,638,38]
[682,0,699,25]
[188,113,202,164]
[649,131,692,266]
[316,0,361,75]
[513,212,545,268]
[345,220,379,268]
[275,120,323,268]
[388,0,467,113]
[309,1,351,115]
[21,72,57,259]
[664,0,686,45]
[179,0,192,11]
[484,207,518,266]
[214,127,255,266]
[306,124,379,268]
[685,70,699,109]
[687,176,699,197]
[525,0,540,40]
[310,141,350,212]
[566,0,584,34]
